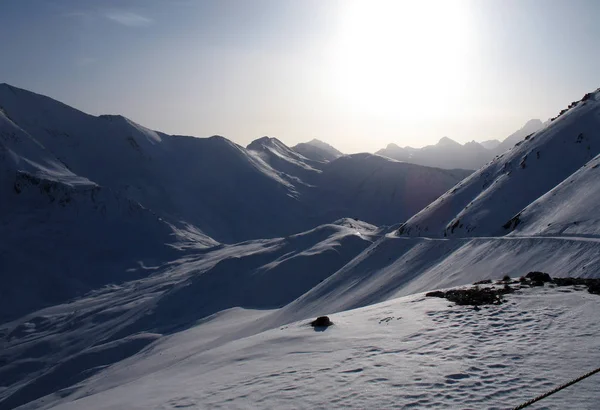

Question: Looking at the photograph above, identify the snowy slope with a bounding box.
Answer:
[507,153,600,236]
[292,138,343,163]
[398,89,600,237]
[20,285,600,410]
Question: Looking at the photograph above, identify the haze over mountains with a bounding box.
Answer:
[2,84,600,409]
[376,119,545,170]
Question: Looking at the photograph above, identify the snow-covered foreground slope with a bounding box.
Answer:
[398,89,600,238]
[25,285,600,410]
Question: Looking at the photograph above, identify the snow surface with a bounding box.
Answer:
[20,285,600,410]
[507,153,600,237]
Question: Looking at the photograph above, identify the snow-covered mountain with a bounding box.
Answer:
[0,84,468,242]
[398,90,600,238]
[292,138,343,162]
[5,84,600,410]
[376,119,545,170]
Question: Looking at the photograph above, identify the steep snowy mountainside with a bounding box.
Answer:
[398,88,600,238]
[247,136,322,184]
[376,119,545,170]
[506,153,600,237]
[313,153,472,225]
[292,138,343,162]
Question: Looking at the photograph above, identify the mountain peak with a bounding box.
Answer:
[437,137,460,147]
[247,136,285,151]
[524,119,543,127]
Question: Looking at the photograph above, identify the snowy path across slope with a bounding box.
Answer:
[39,287,600,410]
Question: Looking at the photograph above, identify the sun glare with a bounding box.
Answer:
[330,0,473,120]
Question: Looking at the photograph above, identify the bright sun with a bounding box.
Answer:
[330,0,473,120]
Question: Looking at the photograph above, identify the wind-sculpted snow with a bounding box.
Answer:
[398,89,600,238]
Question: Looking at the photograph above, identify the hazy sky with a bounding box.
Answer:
[2,0,599,153]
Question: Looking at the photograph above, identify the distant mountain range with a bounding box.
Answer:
[375,119,546,170]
